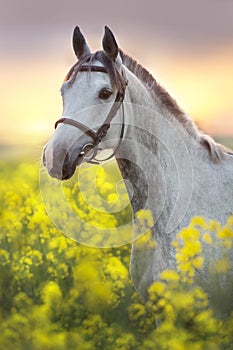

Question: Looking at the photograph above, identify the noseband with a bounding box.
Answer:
[54,64,128,164]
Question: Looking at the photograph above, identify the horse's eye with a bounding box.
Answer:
[99,88,113,100]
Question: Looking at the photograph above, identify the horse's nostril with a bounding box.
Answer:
[42,145,48,167]
[61,153,78,180]
[42,150,46,166]
[62,153,70,179]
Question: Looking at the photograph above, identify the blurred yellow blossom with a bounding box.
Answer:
[0,160,233,350]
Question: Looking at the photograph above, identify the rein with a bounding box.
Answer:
[54,64,128,164]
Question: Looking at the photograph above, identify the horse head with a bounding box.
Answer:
[43,26,127,180]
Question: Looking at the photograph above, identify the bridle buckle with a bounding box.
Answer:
[80,143,97,162]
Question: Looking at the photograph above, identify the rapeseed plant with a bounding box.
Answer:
[0,160,232,349]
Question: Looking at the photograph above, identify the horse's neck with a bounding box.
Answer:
[116,68,192,220]
[116,132,180,225]
[115,68,233,232]
[116,66,233,233]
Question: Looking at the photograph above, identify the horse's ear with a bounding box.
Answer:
[102,26,119,61]
[72,26,91,59]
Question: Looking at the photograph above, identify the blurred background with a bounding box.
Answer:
[1,0,233,157]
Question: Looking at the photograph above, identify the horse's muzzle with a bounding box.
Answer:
[43,142,98,180]
[62,144,97,179]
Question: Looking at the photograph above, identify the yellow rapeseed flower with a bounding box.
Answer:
[191,216,208,229]
[160,270,180,283]
[217,227,233,240]
[0,249,10,266]
[202,232,212,244]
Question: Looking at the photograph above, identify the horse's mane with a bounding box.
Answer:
[119,49,232,162]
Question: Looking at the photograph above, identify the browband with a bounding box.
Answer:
[79,65,108,74]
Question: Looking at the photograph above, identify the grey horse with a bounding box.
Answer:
[43,26,233,317]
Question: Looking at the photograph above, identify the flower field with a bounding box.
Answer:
[0,158,233,349]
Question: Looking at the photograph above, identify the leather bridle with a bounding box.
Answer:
[54,64,128,164]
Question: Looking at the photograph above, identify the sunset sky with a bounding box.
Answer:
[1,0,233,145]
